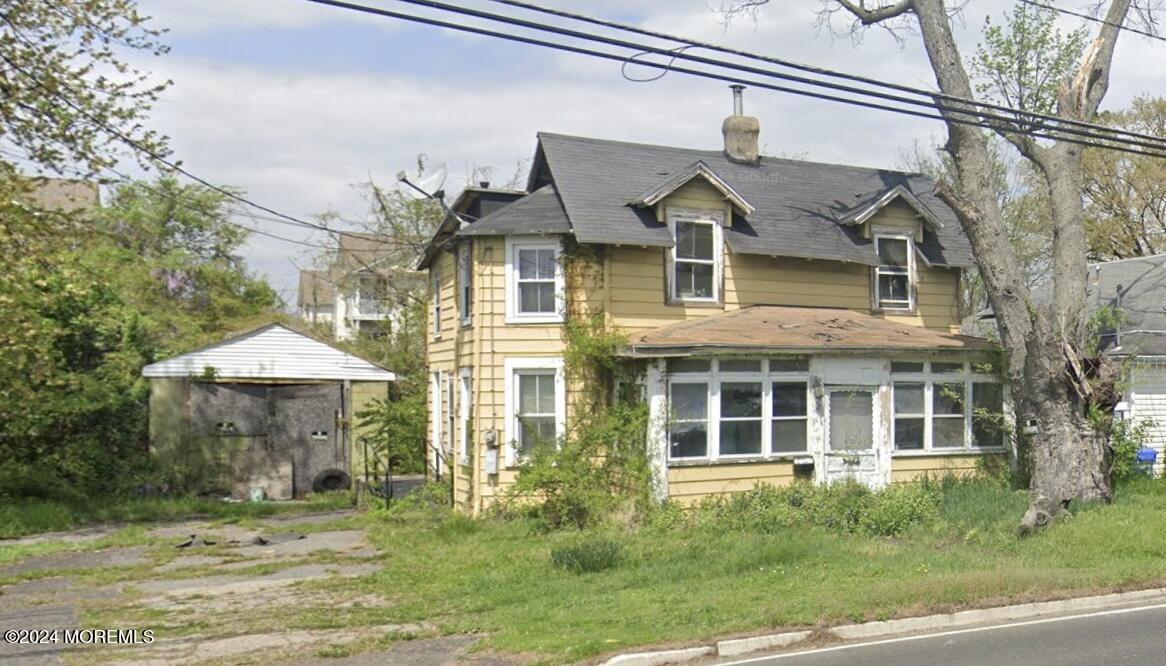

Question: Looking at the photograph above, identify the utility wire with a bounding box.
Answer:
[1019,0,1166,44]
[0,32,413,248]
[299,0,1166,159]
[487,0,1166,149]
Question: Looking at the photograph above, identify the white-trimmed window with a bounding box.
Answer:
[430,370,443,478]
[458,242,472,326]
[504,357,565,464]
[505,237,563,323]
[668,209,722,303]
[432,268,442,338]
[446,371,456,460]
[874,233,913,311]
[458,368,472,465]
[667,358,810,461]
[891,361,1006,453]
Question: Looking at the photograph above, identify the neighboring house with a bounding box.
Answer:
[142,323,395,498]
[420,90,1005,514]
[1080,255,1166,473]
[298,232,404,340]
[17,177,100,213]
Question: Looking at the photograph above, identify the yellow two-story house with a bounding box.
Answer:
[421,97,1004,514]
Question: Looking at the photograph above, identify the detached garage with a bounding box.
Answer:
[142,323,395,499]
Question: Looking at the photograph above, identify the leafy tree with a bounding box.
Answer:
[0,0,170,176]
[1082,97,1166,259]
[733,0,1149,531]
[0,176,278,498]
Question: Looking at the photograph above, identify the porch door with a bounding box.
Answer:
[823,387,885,488]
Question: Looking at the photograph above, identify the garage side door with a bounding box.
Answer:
[269,384,344,497]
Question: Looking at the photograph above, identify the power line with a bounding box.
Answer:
[0,25,415,249]
[299,0,1166,159]
[1019,0,1166,44]
[487,0,1166,150]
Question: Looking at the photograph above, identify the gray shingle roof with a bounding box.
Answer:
[457,184,570,237]
[1086,255,1166,356]
[533,132,974,268]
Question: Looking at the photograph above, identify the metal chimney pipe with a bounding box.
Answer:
[730,84,745,115]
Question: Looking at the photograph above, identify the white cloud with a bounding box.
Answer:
[128,0,1166,302]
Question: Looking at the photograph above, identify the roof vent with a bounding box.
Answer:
[479,180,490,188]
[723,85,760,165]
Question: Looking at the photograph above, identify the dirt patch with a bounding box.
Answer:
[0,547,149,576]
[226,529,368,560]
[0,604,78,665]
[101,623,429,666]
[296,635,490,665]
[135,562,380,608]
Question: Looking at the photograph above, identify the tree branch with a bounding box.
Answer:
[836,0,914,24]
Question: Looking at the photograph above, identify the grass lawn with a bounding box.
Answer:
[342,477,1166,663]
[0,491,355,539]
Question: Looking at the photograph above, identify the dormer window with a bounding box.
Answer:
[668,208,722,304]
[874,233,913,311]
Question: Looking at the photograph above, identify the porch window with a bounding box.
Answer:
[874,234,912,311]
[720,382,762,455]
[771,382,808,453]
[893,383,925,450]
[668,209,722,303]
[505,237,563,323]
[666,358,809,460]
[891,361,1006,453]
[932,382,966,448]
[973,382,1006,448]
[669,382,709,459]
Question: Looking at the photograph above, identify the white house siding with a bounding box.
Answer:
[1128,362,1166,476]
[141,324,395,382]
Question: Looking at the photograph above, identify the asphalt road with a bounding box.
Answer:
[717,602,1166,666]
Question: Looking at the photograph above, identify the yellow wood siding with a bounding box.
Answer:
[428,181,972,513]
[667,462,796,505]
[890,454,986,482]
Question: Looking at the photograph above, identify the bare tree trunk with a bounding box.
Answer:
[823,0,1133,531]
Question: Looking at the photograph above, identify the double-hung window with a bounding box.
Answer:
[432,268,442,338]
[505,238,563,323]
[668,358,809,461]
[458,242,472,326]
[458,368,472,465]
[505,358,564,464]
[669,209,722,303]
[874,234,912,311]
[891,361,1006,453]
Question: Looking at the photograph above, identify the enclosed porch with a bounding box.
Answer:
[624,306,1008,504]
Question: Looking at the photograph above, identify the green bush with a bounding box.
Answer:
[1110,418,1153,482]
[551,537,624,574]
[505,402,650,530]
[692,479,942,537]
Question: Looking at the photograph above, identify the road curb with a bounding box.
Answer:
[600,586,1166,664]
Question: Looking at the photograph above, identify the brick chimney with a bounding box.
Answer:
[722,85,760,164]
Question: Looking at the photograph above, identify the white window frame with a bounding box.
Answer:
[873,232,915,312]
[504,236,564,324]
[667,208,723,305]
[666,359,811,462]
[432,267,442,338]
[503,357,566,466]
[446,371,456,459]
[458,242,472,327]
[430,370,444,478]
[458,367,473,466]
[890,360,1006,455]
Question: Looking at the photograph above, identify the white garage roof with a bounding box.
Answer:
[141,324,396,381]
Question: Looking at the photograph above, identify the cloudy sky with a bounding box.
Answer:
[129,0,1165,304]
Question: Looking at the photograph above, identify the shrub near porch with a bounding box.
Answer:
[352,476,1166,663]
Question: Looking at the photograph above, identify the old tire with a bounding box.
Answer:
[312,469,351,493]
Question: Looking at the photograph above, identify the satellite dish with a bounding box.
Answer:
[398,163,447,201]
